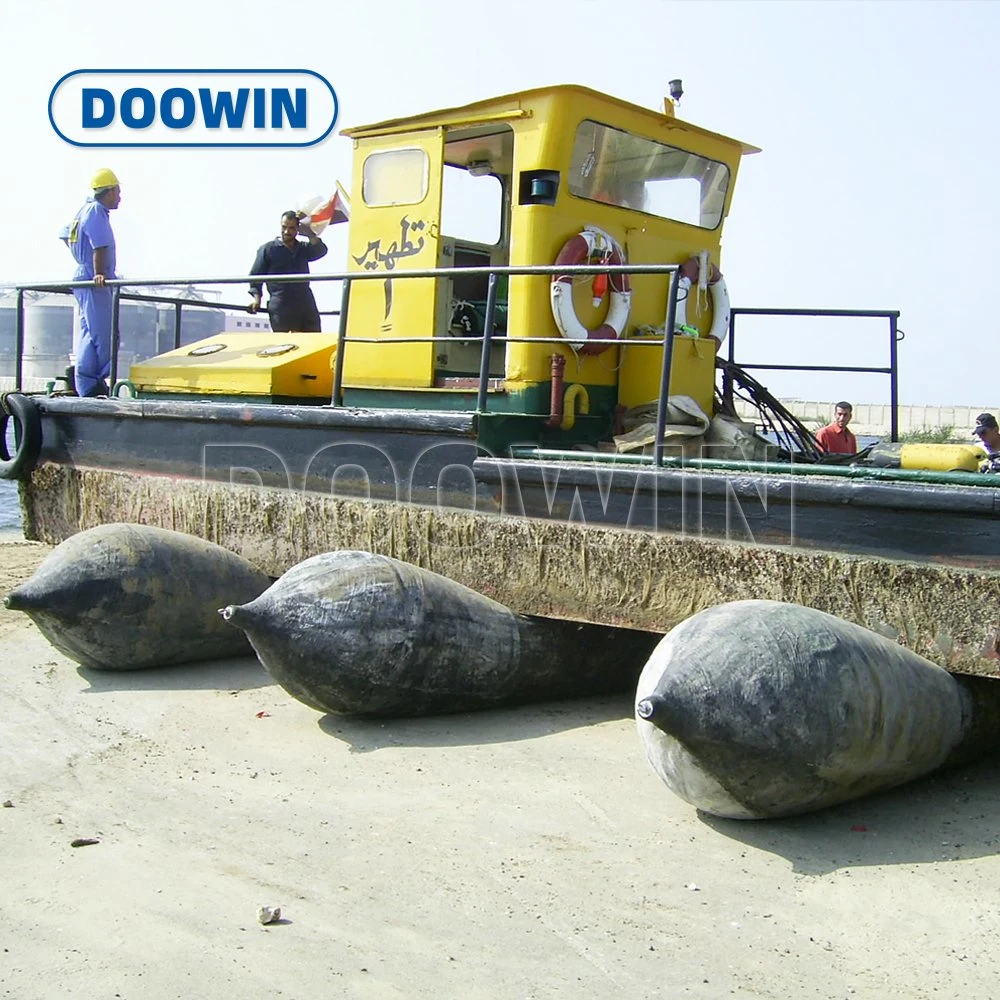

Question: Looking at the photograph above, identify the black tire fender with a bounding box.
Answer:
[0,393,42,480]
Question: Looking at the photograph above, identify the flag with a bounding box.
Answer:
[306,181,350,234]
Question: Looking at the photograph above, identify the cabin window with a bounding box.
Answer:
[441,164,503,246]
[362,148,429,207]
[568,120,730,229]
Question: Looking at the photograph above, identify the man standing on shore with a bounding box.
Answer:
[60,168,121,397]
[815,401,858,455]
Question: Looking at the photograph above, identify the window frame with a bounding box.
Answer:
[567,119,731,231]
[361,147,431,208]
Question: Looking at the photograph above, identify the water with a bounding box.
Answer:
[0,479,22,534]
[1,415,24,536]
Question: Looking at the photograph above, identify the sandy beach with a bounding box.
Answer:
[2,538,999,999]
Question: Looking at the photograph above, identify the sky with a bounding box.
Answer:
[1,0,997,408]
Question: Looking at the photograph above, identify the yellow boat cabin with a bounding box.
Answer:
[132,83,759,452]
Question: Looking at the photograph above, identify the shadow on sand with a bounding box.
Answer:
[317,692,636,750]
[698,751,1000,874]
[76,655,273,693]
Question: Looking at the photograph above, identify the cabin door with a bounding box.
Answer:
[344,128,444,388]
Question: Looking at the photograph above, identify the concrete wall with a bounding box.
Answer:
[0,377,58,393]
[736,400,1000,439]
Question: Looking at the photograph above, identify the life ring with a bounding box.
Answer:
[674,255,730,345]
[0,392,42,481]
[550,226,632,356]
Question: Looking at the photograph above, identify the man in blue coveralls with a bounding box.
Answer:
[248,211,328,332]
[59,168,121,396]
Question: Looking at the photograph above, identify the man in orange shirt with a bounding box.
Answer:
[815,401,858,455]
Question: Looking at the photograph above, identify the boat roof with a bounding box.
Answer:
[340,84,761,155]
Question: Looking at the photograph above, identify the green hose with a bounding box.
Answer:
[507,447,995,489]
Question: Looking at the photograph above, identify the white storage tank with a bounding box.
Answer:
[1,287,226,383]
[0,293,16,378]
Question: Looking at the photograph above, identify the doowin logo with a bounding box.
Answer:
[49,69,339,148]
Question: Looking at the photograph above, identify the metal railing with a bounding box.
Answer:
[3,266,902,465]
[724,307,903,442]
[3,280,340,391]
[4,263,686,464]
[326,263,683,470]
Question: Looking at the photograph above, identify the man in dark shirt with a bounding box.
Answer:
[974,412,1000,473]
[249,211,328,332]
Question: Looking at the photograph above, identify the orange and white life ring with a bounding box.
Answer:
[674,255,730,345]
[550,226,632,356]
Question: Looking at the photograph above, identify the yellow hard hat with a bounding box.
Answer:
[91,168,120,191]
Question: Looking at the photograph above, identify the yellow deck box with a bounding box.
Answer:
[129,333,338,398]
